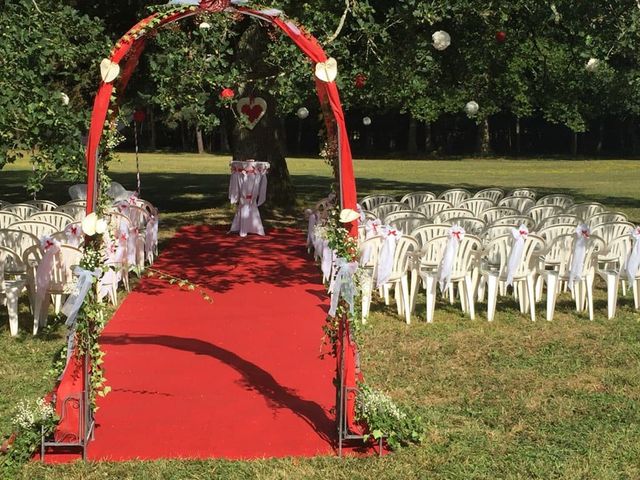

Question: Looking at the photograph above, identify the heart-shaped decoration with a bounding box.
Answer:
[315,57,338,83]
[236,97,267,130]
[100,58,120,83]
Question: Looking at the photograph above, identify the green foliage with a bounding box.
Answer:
[0,0,109,192]
[355,383,424,450]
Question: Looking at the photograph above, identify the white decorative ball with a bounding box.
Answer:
[464,101,479,116]
[585,58,600,72]
[297,107,309,119]
[60,92,70,106]
[362,116,372,126]
[199,22,211,30]
[432,30,451,51]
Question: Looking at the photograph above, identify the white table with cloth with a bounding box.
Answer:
[228,160,270,237]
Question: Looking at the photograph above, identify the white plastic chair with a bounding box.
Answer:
[587,212,628,229]
[25,200,58,211]
[490,216,535,230]
[400,192,436,209]
[498,196,535,213]
[379,235,419,324]
[537,215,580,230]
[527,205,563,228]
[448,217,485,235]
[420,235,481,322]
[3,204,39,220]
[536,194,574,209]
[459,198,495,217]
[25,244,83,334]
[0,212,21,229]
[29,212,74,232]
[0,246,26,336]
[360,195,395,212]
[538,224,579,243]
[386,212,428,235]
[508,188,537,199]
[480,233,544,321]
[8,221,57,240]
[411,224,453,250]
[438,188,471,207]
[408,235,449,314]
[482,207,520,224]
[474,188,504,203]
[596,235,633,319]
[539,233,604,321]
[432,208,475,224]
[565,202,605,221]
[415,200,454,220]
[55,204,87,222]
[591,222,635,246]
[481,225,519,243]
[371,202,406,221]
[0,201,12,209]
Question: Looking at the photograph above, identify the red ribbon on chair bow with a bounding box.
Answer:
[580,228,590,238]
[43,239,55,251]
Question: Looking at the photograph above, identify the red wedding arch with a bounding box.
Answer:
[52,0,362,455]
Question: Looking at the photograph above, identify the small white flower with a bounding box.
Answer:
[95,218,108,235]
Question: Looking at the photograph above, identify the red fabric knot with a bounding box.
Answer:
[519,229,528,236]
[245,195,253,200]
[43,239,55,251]
[451,231,462,240]
[69,226,78,235]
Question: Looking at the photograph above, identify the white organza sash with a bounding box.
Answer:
[438,225,465,291]
[64,224,83,248]
[306,211,317,249]
[328,258,359,317]
[35,237,61,314]
[506,225,529,286]
[321,241,333,283]
[361,219,382,265]
[626,226,640,282]
[145,215,159,263]
[376,226,402,287]
[568,224,591,289]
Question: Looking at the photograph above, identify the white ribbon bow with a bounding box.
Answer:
[626,226,640,282]
[64,224,83,247]
[328,258,359,317]
[568,224,591,290]
[438,225,465,291]
[376,226,402,287]
[506,225,529,286]
[306,211,317,249]
[145,215,159,263]
[321,241,334,283]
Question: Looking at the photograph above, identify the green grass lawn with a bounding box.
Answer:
[2,154,640,479]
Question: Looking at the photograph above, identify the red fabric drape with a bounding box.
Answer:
[68,5,362,447]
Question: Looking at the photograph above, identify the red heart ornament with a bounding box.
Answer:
[236,97,267,130]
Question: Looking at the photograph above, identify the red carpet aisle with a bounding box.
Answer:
[48,225,337,461]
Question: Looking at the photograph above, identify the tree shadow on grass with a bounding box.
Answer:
[100,333,336,446]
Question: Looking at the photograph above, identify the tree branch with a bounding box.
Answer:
[326,0,351,44]
[31,0,44,14]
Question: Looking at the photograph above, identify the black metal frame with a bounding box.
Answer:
[41,349,95,461]
[336,322,384,457]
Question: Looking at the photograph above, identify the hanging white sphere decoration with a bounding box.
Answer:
[464,101,479,117]
[60,92,70,106]
[585,58,600,73]
[432,30,451,51]
[199,22,212,30]
[362,116,372,126]
[297,107,309,119]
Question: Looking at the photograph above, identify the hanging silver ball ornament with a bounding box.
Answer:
[464,101,479,117]
[60,92,70,106]
[432,30,451,51]
[585,58,600,73]
[362,116,372,126]
[199,22,212,30]
[297,107,309,119]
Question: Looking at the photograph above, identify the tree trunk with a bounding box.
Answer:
[476,117,491,156]
[596,120,604,155]
[571,131,578,156]
[407,117,418,156]
[515,116,521,156]
[149,108,157,151]
[230,24,295,208]
[196,128,205,154]
[424,121,433,154]
[180,122,187,151]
